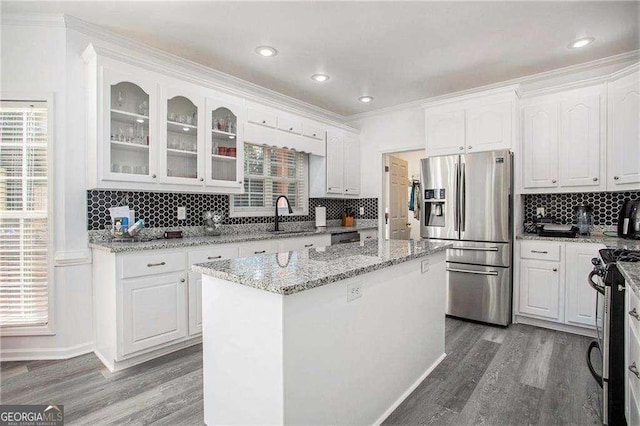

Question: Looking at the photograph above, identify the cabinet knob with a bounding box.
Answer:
[614,176,620,180]
[629,308,640,321]
[313,133,317,137]
[593,177,598,182]
[630,362,640,379]
[552,268,558,272]
[459,146,464,150]
[152,174,157,179]
[238,181,243,184]
[199,178,204,182]
[468,146,472,149]
[552,179,557,183]
[180,278,185,283]
[289,127,293,131]
[262,120,266,124]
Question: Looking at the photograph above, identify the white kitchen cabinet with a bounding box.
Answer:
[559,91,604,189]
[311,129,361,198]
[343,132,361,195]
[564,243,602,327]
[277,234,331,252]
[608,67,640,191]
[425,110,465,156]
[326,131,344,194]
[518,258,562,321]
[121,272,188,356]
[238,240,280,257]
[465,101,513,153]
[205,96,244,190]
[359,229,378,241]
[627,287,640,424]
[522,102,559,189]
[521,85,606,193]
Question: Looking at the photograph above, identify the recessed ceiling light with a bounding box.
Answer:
[255,46,277,57]
[568,37,595,49]
[311,74,330,82]
[358,96,374,103]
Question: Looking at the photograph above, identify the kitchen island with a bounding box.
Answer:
[192,239,451,425]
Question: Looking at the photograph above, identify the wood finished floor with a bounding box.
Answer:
[0,318,601,425]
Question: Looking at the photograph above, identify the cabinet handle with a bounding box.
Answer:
[147,261,166,267]
[304,244,314,247]
[459,146,464,150]
[207,255,222,260]
[199,178,204,182]
[180,278,185,283]
[614,176,620,180]
[468,146,473,149]
[289,127,293,131]
[630,362,640,379]
[553,268,558,272]
[238,181,243,184]
[366,236,372,239]
[629,308,640,321]
[552,179,557,183]
[531,250,548,254]
[254,250,266,254]
[262,120,266,124]
[152,174,157,179]
[593,177,598,182]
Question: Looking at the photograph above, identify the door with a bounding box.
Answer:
[425,109,465,156]
[608,69,640,190]
[120,272,187,357]
[446,262,511,325]
[559,92,603,188]
[326,131,344,194]
[102,67,158,184]
[343,133,360,195]
[160,85,205,186]
[518,259,562,321]
[522,102,559,189]
[205,97,244,188]
[459,150,511,243]
[465,101,512,153]
[388,155,410,240]
[420,155,458,240]
[565,243,602,328]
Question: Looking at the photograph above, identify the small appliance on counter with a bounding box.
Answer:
[536,223,579,238]
[203,211,223,236]
[574,204,594,235]
[342,208,355,227]
[618,199,640,239]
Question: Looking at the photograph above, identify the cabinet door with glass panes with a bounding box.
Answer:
[205,97,244,189]
[159,86,205,185]
[102,68,158,183]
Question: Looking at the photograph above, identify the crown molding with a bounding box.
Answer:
[1,13,66,28]
[62,15,357,131]
[345,50,640,122]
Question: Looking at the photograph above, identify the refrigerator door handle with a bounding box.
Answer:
[446,268,499,276]
[453,246,499,252]
[460,162,466,232]
[454,163,459,232]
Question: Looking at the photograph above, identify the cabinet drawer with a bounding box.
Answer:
[278,235,331,252]
[520,241,561,261]
[303,122,325,140]
[277,116,302,134]
[629,325,640,414]
[121,252,186,279]
[360,229,378,241]
[189,245,239,265]
[247,108,276,128]
[239,240,279,257]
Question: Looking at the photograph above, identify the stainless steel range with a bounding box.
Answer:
[588,248,639,425]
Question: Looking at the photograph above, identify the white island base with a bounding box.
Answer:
[201,251,446,425]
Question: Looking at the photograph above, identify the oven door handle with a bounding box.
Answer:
[587,340,603,388]
[588,270,606,295]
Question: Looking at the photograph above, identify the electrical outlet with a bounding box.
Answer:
[359,207,365,216]
[177,206,186,220]
[421,259,430,273]
[536,207,545,217]
[347,282,362,302]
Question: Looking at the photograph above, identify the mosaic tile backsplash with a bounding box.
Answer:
[523,191,640,226]
[87,190,378,230]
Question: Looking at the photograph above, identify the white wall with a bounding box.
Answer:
[0,22,94,359]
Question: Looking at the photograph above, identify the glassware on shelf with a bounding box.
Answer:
[112,163,121,173]
[116,90,127,108]
[169,112,177,122]
[138,100,148,116]
[121,165,132,174]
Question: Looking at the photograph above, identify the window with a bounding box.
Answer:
[231,143,308,217]
[0,100,53,333]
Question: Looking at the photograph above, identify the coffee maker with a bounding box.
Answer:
[618,199,640,239]
[574,205,593,235]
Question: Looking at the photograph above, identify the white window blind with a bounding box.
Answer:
[232,143,308,216]
[0,101,50,329]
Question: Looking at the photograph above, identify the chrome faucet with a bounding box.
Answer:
[274,195,293,232]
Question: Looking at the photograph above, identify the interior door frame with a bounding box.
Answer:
[378,145,425,240]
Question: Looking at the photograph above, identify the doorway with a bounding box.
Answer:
[382,149,424,240]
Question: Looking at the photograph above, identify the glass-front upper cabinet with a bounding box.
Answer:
[160,87,204,185]
[205,97,244,188]
[103,69,157,183]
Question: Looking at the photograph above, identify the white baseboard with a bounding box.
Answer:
[0,342,94,361]
[97,337,203,372]
[515,315,597,338]
[373,352,447,426]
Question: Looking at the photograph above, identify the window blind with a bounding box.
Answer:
[233,143,308,215]
[0,101,50,328]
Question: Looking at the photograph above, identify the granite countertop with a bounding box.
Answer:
[89,224,377,253]
[191,239,451,296]
[619,262,640,298]
[517,233,640,250]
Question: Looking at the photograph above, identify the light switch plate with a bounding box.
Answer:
[536,207,545,217]
[177,206,186,220]
[359,207,365,216]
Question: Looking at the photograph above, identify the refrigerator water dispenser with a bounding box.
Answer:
[424,188,445,227]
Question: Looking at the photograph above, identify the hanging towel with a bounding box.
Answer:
[414,182,421,219]
[408,182,416,211]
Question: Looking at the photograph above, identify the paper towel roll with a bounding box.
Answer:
[315,206,326,228]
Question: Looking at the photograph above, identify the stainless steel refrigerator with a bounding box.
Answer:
[420,150,512,326]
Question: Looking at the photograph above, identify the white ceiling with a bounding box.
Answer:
[3,1,639,116]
